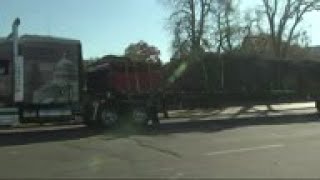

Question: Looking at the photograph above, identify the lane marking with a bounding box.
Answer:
[206,144,285,156]
[170,172,184,180]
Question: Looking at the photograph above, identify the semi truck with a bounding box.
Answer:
[0,18,163,128]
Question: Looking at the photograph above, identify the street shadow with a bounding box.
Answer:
[0,104,318,147]
[0,126,103,147]
[100,105,319,140]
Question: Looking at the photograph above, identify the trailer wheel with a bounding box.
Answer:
[132,107,148,126]
[98,107,118,128]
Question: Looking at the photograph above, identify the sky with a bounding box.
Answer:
[0,0,319,62]
[0,0,171,61]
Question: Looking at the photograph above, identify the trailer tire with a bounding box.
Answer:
[98,106,118,128]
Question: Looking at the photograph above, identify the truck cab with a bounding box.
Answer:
[0,35,83,126]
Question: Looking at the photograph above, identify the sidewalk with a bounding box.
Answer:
[160,101,317,122]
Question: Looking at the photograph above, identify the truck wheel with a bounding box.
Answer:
[316,101,320,112]
[82,103,96,127]
[132,107,148,126]
[82,101,99,128]
[98,107,118,128]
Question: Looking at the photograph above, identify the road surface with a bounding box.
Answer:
[1,102,320,178]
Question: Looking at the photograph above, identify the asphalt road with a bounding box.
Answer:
[1,102,320,178]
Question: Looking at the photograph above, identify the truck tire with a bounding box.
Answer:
[82,102,96,127]
[81,101,101,128]
[132,107,148,126]
[98,106,118,128]
[316,101,320,112]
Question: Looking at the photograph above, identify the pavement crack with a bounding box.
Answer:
[130,138,182,159]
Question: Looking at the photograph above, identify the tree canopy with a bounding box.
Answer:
[124,41,161,63]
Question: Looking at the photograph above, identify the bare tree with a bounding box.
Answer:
[214,0,243,53]
[165,0,214,92]
[171,21,191,59]
[243,8,265,39]
[166,0,214,58]
[259,0,320,89]
[261,0,320,58]
[210,0,244,89]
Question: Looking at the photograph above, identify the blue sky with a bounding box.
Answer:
[0,0,171,60]
[0,0,319,62]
